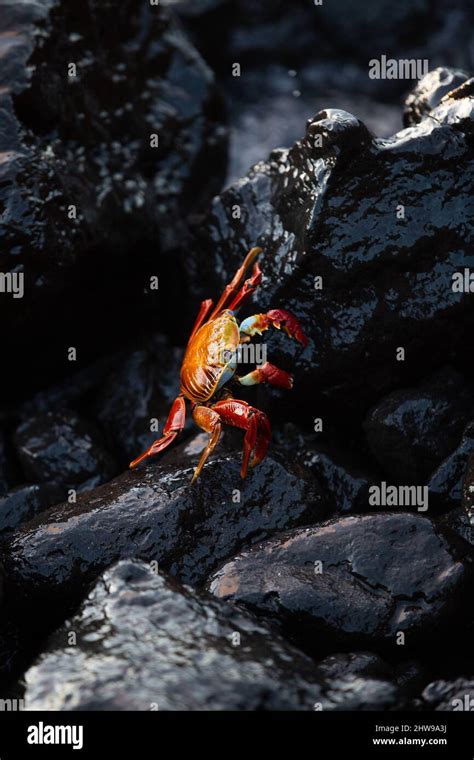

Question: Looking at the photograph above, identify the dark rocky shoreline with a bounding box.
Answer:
[1,0,474,711]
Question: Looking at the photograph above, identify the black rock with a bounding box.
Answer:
[318,0,474,76]
[191,83,474,423]
[298,444,373,514]
[14,410,117,491]
[394,660,426,696]
[166,0,321,68]
[404,67,470,126]
[317,0,431,63]
[1,0,226,394]
[0,483,63,534]
[93,336,184,465]
[19,353,121,419]
[23,559,325,711]
[207,512,474,649]
[462,453,474,524]
[170,3,474,182]
[438,507,474,550]
[226,64,402,183]
[0,618,21,685]
[171,1,474,78]
[422,678,474,711]
[0,433,12,497]
[428,422,474,511]
[320,676,400,711]
[3,445,325,624]
[316,651,393,682]
[433,464,474,551]
[17,334,185,468]
[363,369,474,484]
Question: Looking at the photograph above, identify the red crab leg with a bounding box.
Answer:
[191,405,222,483]
[237,361,293,389]
[227,262,262,313]
[208,247,262,320]
[129,395,186,469]
[211,399,271,478]
[239,308,308,347]
[187,298,214,344]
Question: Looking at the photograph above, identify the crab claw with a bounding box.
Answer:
[211,399,272,479]
[238,361,293,389]
[266,309,309,347]
[240,309,308,347]
[242,410,271,477]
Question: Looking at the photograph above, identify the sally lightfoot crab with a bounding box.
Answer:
[129,247,308,482]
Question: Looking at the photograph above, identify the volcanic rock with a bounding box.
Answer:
[1,0,226,392]
[462,453,474,523]
[0,483,63,534]
[14,410,117,491]
[298,444,373,514]
[3,446,325,623]
[190,81,474,421]
[404,67,470,126]
[364,369,474,484]
[428,422,474,511]
[207,512,474,649]
[23,559,325,710]
[93,336,184,465]
[422,678,474,711]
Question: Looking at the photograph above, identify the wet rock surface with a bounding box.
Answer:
[0,434,13,497]
[191,86,474,419]
[313,651,401,710]
[462,453,474,523]
[0,1,473,714]
[207,512,474,649]
[14,410,117,492]
[0,483,63,534]
[318,667,399,711]
[3,445,325,622]
[93,336,184,466]
[0,619,21,684]
[170,1,474,181]
[422,678,474,711]
[23,560,326,711]
[364,369,474,485]
[297,443,374,514]
[438,507,474,550]
[428,422,474,512]
[404,67,470,126]
[1,0,226,394]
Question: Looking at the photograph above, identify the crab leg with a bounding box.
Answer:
[191,405,222,483]
[239,308,308,347]
[227,262,262,313]
[187,298,214,345]
[208,247,262,320]
[237,361,293,389]
[211,399,271,479]
[129,395,186,469]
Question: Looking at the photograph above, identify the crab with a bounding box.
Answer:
[129,247,308,482]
